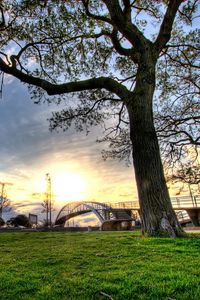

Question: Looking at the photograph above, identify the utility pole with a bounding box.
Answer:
[41,174,53,227]
[46,173,51,227]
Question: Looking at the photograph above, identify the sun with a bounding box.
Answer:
[52,172,87,202]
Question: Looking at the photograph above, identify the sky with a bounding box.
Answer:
[0,75,138,223]
[0,75,194,225]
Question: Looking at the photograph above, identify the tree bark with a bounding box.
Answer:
[127,63,184,237]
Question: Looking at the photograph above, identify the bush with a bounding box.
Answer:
[0,217,5,227]
[11,215,31,228]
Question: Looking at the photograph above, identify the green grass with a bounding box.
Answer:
[0,231,200,300]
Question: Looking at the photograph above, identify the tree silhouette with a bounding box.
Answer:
[0,182,12,219]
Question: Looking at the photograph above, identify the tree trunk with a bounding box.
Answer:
[127,63,184,237]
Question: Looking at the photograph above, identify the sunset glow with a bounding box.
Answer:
[52,172,87,202]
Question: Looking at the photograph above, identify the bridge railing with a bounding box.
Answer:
[170,195,200,208]
[110,201,139,209]
[108,195,200,210]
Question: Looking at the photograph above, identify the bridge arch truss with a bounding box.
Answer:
[55,201,133,226]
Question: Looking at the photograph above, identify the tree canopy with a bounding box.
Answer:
[0,1,199,166]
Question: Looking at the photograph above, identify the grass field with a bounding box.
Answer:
[0,231,199,300]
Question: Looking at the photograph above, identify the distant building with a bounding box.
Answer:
[29,213,38,226]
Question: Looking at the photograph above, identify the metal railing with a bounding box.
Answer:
[170,195,200,208]
[109,200,139,209]
[108,195,200,210]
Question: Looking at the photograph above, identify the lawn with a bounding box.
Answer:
[0,231,199,300]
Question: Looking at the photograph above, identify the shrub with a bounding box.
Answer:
[0,217,5,227]
[11,215,31,228]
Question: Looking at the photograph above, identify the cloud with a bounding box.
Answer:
[0,77,138,225]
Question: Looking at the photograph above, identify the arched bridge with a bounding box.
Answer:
[55,201,133,230]
[55,196,200,229]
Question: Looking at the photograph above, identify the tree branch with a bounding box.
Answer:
[0,6,5,29]
[105,27,134,57]
[102,0,149,50]
[122,0,132,23]
[155,0,183,54]
[158,130,200,146]
[50,98,104,130]
[13,31,107,63]
[81,0,113,25]
[0,57,129,98]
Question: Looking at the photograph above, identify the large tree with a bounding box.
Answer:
[0,0,199,236]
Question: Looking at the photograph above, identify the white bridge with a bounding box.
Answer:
[55,196,200,229]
